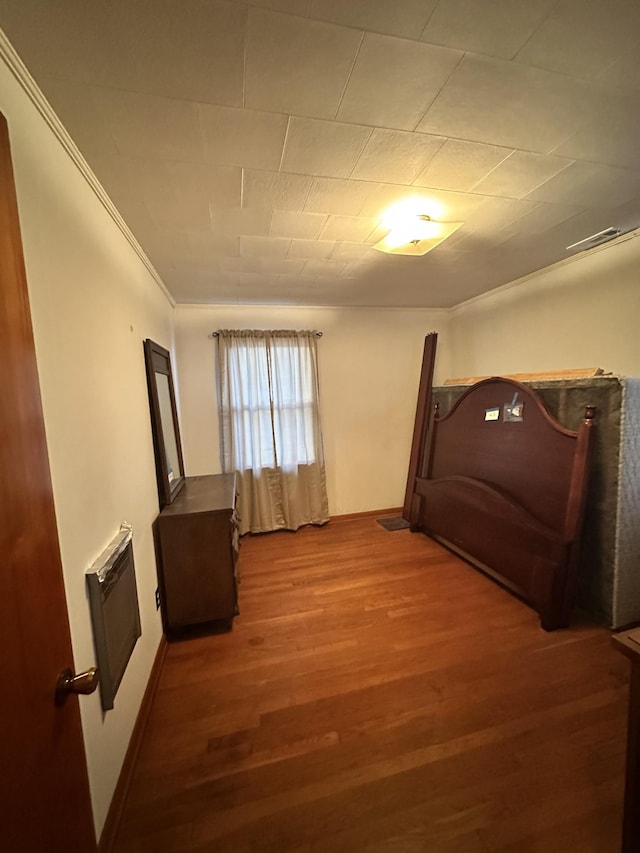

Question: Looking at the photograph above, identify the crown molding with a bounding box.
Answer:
[0,29,175,307]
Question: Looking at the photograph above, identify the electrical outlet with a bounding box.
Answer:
[155,587,161,610]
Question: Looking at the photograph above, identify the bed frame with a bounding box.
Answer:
[408,377,595,630]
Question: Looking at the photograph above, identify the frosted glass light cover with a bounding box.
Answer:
[373,217,463,255]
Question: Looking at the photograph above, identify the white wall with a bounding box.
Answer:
[175,304,451,516]
[449,233,640,379]
[1,40,174,839]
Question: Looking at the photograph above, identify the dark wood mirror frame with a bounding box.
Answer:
[144,338,185,507]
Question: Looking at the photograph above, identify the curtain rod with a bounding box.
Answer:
[210,330,323,337]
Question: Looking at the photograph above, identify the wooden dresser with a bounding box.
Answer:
[156,473,239,634]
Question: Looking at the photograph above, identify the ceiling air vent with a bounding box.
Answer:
[566,227,622,252]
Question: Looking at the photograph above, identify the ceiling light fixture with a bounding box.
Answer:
[372,199,463,256]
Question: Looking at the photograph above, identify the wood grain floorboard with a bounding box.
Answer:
[112,517,629,852]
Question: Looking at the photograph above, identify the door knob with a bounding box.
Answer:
[55,667,99,706]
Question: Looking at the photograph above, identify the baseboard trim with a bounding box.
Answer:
[330,507,403,522]
[98,635,168,853]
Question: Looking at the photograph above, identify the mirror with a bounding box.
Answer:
[143,339,185,507]
[155,372,181,485]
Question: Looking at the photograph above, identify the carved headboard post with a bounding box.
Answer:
[558,403,596,625]
[564,405,596,538]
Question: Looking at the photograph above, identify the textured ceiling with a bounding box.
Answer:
[2,0,640,308]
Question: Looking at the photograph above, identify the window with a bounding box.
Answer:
[216,330,329,534]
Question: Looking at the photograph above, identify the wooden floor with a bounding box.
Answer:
[113,516,630,852]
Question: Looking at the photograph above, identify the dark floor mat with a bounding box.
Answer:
[376,516,411,531]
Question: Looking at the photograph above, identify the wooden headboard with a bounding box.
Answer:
[409,377,595,630]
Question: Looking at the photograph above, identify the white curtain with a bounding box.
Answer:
[216,329,330,534]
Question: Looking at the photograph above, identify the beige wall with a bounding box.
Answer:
[449,233,640,379]
[1,41,174,839]
[175,305,451,516]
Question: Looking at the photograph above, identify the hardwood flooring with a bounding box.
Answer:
[113,516,630,852]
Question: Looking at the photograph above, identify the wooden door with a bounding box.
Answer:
[0,113,96,851]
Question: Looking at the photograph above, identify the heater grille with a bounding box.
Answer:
[86,524,141,711]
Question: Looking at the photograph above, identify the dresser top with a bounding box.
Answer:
[160,473,236,517]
